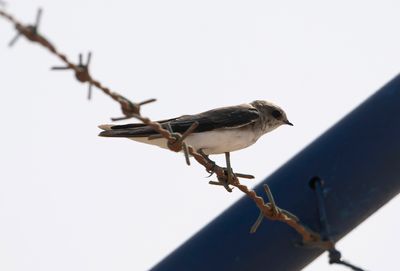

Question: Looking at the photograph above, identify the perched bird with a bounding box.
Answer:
[99,100,292,183]
[98,100,292,155]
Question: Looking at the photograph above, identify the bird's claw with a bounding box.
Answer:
[222,167,235,184]
[207,165,255,193]
[205,161,217,177]
[200,150,252,192]
[206,171,215,178]
[209,167,235,192]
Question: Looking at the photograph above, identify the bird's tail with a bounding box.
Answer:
[98,124,155,138]
[98,124,123,137]
[98,124,113,131]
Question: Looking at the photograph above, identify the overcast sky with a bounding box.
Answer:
[1,1,400,270]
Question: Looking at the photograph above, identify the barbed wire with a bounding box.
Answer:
[0,6,338,252]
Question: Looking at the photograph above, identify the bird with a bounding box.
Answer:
[98,100,292,184]
[98,100,292,153]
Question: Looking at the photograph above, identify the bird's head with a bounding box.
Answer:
[250,100,293,132]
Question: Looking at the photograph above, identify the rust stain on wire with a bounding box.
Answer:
[0,7,326,248]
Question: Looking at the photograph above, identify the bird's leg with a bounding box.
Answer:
[222,152,255,181]
[224,152,234,184]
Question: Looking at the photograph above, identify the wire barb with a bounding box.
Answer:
[7,8,53,49]
[111,97,157,121]
[35,8,42,31]
[52,52,93,99]
[263,184,278,215]
[139,98,157,106]
[250,211,264,234]
[8,32,20,47]
[8,8,39,47]
[249,184,282,233]
[165,122,199,165]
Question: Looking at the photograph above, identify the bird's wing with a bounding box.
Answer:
[99,105,259,138]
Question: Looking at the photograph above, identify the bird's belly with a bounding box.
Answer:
[185,129,258,155]
[128,129,259,155]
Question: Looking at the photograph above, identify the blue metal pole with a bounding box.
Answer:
[152,75,400,271]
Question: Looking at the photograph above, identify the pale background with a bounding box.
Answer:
[1,1,399,270]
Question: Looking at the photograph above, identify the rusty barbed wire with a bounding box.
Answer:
[0,7,328,248]
[1,8,156,119]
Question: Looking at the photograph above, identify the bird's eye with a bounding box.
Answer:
[271,110,282,119]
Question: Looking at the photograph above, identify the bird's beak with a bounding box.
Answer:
[284,120,294,126]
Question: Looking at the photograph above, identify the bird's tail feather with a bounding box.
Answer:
[98,124,113,131]
[98,124,155,138]
[99,129,135,137]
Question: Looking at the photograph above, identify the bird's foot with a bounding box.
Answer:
[222,166,235,185]
[198,150,254,192]
[209,168,237,192]
[221,165,255,182]
[206,166,235,192]
[208,168,255,192]
[209,170,234,192]
[205,161,217,177]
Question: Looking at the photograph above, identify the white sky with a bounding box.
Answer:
[1,1,399,270]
